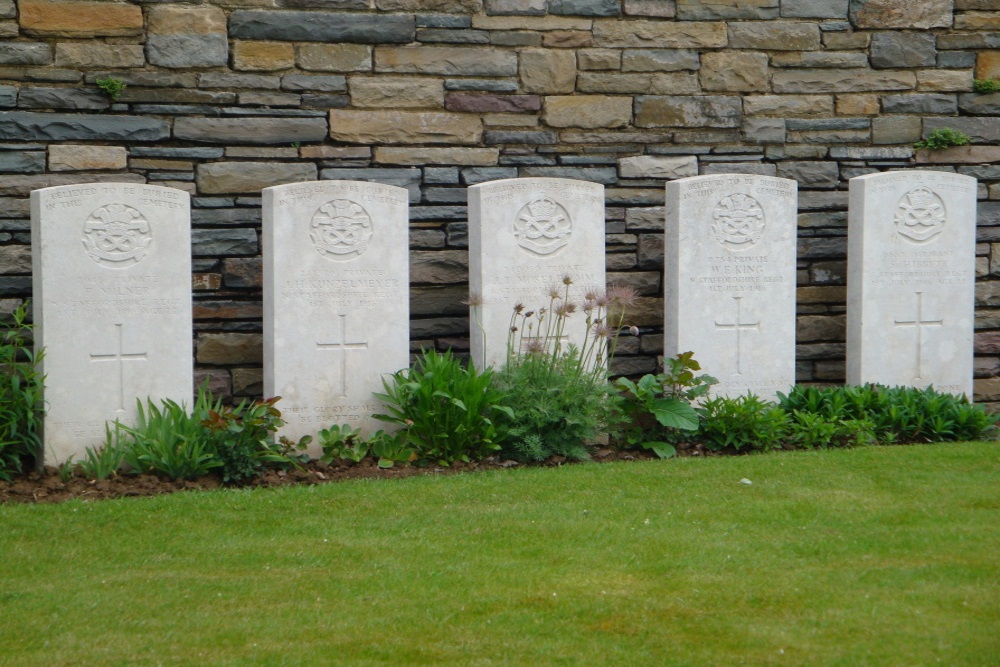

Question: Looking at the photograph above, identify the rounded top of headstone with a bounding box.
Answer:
[469,176,604,194]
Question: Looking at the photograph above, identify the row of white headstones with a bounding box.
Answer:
[31,170,977,464]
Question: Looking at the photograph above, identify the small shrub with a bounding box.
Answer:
[118,397,221,481]
[95,76,126,101]
[973,78,1000,94]
[615,351,717,458]
[199,394,307,484]
[914,128,972,150]
[317,423,367,464]
[488,281,636,463]
[374,349,511,466]
[368,430,416,469]
[77,425,128,480]
[0,302,44,480]
[698,394,792,453]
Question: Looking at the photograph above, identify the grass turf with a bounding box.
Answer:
[1,442,998,665]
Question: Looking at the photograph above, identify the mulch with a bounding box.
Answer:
[0,445,716,504]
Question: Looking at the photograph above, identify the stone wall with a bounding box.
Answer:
[1,0,999,405]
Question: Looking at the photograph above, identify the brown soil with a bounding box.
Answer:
[0,445,713,505]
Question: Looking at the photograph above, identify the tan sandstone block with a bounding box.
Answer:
[19,0,143,36]
[233,42,295,72]
[196,162,317,195]
[54,43,144,68]
[743,95,834,116]
[836,94,880,115]
[543,95,632,128]
[976,51,1000,80]
[297,44,372,72]
[350,77,443,108]
[519,48,576,94]
[700,51,768,92]
[592,20,727,48]
[329,110,482,144]
[955,11,1000,29]
[147,4,226,34]
[49,145,127,171]
[917,69,974,91]
[373,147,499,166]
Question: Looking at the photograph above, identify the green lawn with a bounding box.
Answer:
[2,442,998,665]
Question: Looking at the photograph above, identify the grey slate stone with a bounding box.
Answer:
[870,32,936,69]
[499,155,557,166]
[424,187,467,204]
[17,87,108,110]
[444,79,518,92]
[520,166,618,183]
[938,51,976,68]
[776,161,840,188]
[0,44,52,66]
[460,167,518,184]
[410,206,467,221]
[958,165,1000,180]
[131,147,225,158]
[0,87,14,107]
[229,11,415,43]
[787,118,870,131]
[281,74,347,92]
[780,0,848,18]
[485,0,546,15]
[424,167,459,184]
[882,94,957,114]
[829,147,913,159]
[0,112,169,142]
[301,94,350,108]
[0,0,15,19]
[192,208,262,225]
[483,130,558,145]
[0,151,45,173]
[958,93,1000,116]
[191,229,259,257]
[549,0,622,15]
[174,117,329,144]
[131,105,222,115]
[701,162,777,176]
[677,0,778,19]
[146,34,229,69]
[742,118,785,144]
[924,117,1000,143]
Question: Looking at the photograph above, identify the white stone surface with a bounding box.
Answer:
[664,174,797,398]
[263,181,409,454]
[847,170,977,396]
[30,183,193,465]
[468,177,606,369]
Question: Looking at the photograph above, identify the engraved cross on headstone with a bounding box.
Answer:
[714,296,760,376]
[894,291,943,381]
[89,323,148,411]
[316,313,369,398]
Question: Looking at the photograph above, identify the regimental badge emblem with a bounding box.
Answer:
[82,203,152,267]
[513,193,572,256]
[711,193,765,249]
[894,186,946,243]
[310,199,373,260]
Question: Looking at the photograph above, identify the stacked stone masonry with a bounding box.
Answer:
[1,0,1000,407]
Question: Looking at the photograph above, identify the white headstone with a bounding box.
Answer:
[468,177,606,369]
[847,170,977,396]
[30,183,193,465]
[263,181,409,454]
[664,174,798,398]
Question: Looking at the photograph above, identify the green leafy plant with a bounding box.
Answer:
[77,425,128,480]
[317,423,368,464]
[698,394,792,453]
[488,281,638,463]
[368,430,416,469]
[973,78,1000,94]
[95,76,126,101]
[199,394,308,485]
[374,349,512,466]
[0,302,44,480]
[786,410,876,450]
[914,127,972,150]
[615,352,717,458]
[118,397,221,481]
[778,384,997,444]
